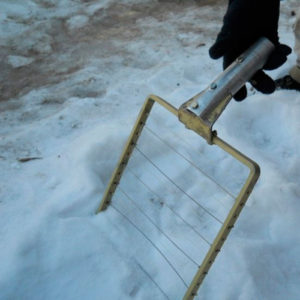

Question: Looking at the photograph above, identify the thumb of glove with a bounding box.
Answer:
[209,35,232,59]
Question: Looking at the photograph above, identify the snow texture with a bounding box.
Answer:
[0,0,300,299]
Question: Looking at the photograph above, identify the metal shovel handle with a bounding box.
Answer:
[179,37,275,143]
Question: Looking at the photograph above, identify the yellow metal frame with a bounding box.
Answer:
[96,95,260,300]
[96,95,177,213]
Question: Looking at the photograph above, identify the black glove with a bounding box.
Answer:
[209,0,291,101]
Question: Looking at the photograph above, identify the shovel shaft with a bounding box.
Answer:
[179,38,275,143]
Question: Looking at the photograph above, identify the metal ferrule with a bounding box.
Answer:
[179,38,275,143]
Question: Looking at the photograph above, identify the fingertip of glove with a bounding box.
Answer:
[209,38,231,59]
[259,82,275,94]
[264,45,290,71]
[233,86,247,101]
[264,81,276,94]
[209,45,223,59]
[264,54,287,70]
[250,71,276,94]
[278,44,292,56]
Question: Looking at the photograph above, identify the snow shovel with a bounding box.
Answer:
[97,38,274,299]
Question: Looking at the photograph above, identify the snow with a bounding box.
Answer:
[7,55,35,68]
[1,0,300,299]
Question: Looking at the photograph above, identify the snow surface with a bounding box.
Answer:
[1,0,300,299]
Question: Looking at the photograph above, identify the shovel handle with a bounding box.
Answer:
[179,37,275,143]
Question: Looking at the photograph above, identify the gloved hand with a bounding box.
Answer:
[209,0,291,101]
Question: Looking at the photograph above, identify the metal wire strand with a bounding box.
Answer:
[134,147,223,224]
[111,204,189,288]
[135,260,171,300]
[126,168,212,246]
[119,187,200,266]
[144,126,236,200]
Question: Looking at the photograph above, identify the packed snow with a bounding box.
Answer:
[1,0,300,299]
